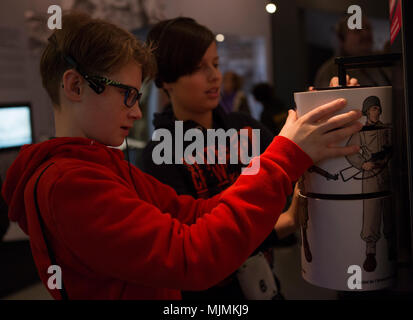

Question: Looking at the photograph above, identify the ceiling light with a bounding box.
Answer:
[266,3,277,14]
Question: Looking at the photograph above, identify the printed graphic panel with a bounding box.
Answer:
[294,86,392,195]
[299,194,396,291]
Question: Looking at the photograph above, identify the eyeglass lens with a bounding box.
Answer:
[125,89,139,107]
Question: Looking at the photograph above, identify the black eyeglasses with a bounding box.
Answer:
[63,55,142,108]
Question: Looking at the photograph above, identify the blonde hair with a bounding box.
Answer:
[40,12,156,107]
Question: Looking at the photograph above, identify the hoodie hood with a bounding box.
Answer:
[1,137,123,233]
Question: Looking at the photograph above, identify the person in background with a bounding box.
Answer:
[221,71,251,115]
[252,82,288,136]
[314,15,391,88]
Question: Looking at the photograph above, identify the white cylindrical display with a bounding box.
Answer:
[298,194,396,291]
[294,86,392,196]
[294,86,395,291]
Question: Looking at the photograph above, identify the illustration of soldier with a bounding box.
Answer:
[344,95,396,272]
[297,176,312,263]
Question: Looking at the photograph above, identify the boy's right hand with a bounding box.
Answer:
[278,98,363,163]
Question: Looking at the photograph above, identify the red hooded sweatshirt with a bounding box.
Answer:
[2,136,312,299]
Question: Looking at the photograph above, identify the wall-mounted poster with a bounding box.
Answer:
[61,0,166,31]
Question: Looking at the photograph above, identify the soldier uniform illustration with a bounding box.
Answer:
[297,177,312,263]
[345,96,396,272]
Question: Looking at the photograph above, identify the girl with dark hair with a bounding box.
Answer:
[143,17,303,300]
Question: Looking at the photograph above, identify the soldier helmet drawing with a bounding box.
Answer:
[362,96,382,116]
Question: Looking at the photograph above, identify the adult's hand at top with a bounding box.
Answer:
[307,75,359,91]
[278,98,363,163]
[329,75,359,87]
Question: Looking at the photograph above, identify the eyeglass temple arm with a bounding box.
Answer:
[63,55,89,79]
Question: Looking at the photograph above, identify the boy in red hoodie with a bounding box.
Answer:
[1,12,362,299]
